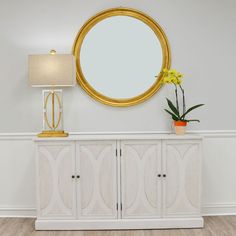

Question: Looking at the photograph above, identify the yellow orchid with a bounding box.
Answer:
[162,68,183,85]
[163,77,172,83]
[162,68,204,123]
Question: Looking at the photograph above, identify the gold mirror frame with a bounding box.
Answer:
[72,8,171,107]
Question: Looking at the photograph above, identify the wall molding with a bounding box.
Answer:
[1,131,236,217]
[0,207,36,218]
[1,204,236,217]
[0,133,36,140]
[1,130,236,140]
[203,203,236,216]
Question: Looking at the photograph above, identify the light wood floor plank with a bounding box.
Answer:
[0,217,236,236]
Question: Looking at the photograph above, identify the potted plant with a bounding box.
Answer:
[162,69,204,135]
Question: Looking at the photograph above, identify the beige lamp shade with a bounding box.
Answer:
[28,54,76,87]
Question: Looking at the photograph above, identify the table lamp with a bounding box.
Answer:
[28,50,76,137]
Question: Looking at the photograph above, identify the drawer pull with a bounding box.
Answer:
[71,175,75,179]
[157,174,161,177]
[163,174,166,178]
[77,175,80,179]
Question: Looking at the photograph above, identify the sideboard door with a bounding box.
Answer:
[36,142,76,219]
[76,141,118,219]
[120,140,162,219]
[162,140,202,217]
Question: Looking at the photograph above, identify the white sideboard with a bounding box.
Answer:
[34,133,203,230]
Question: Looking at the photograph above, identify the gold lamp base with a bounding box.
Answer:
[37,130,69,138]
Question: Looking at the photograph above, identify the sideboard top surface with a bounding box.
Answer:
[33,132,203,142]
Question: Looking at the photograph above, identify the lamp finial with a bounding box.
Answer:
[50,49,56,55]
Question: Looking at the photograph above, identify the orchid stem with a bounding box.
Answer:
[179,84,186,118]
[174,84,179,114]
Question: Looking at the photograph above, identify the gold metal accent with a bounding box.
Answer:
[40,90,65,138]
[44,93,52,130]
[50,49,56,55]
[52,91,55,128]
[37,130,68,138]
[54,92,62,129]
[44,91,62,130]
[72,7,171,107]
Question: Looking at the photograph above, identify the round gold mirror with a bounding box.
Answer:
[73,8,171,106]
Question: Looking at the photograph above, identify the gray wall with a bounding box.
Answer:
[0,0,235,133]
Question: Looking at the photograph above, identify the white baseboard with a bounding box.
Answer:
[203,203,236,216]
[0,207,36,218]
[1,205,236,218]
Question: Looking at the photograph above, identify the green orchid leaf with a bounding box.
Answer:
[164,109,179,121]
[166,98,180,117]
[180,104,204,119]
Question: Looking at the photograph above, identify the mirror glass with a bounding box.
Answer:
[80,16,163,99]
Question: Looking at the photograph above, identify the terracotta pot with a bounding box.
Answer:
[174,121,187,135]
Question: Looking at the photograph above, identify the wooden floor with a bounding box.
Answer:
[0,216,236,236]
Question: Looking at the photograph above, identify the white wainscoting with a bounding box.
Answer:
[0,131,236,217]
